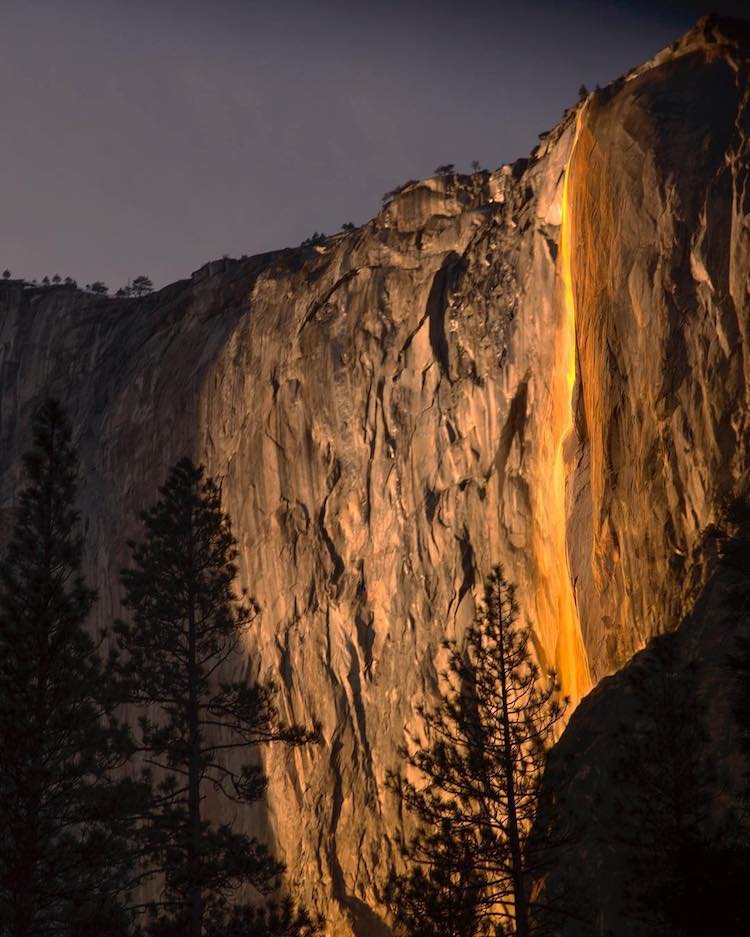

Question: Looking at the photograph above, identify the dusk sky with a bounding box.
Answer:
[0,0,745,290]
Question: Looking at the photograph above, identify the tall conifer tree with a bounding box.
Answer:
[116,458,317,937]
[0,399,140,937]
[387,567,566,937]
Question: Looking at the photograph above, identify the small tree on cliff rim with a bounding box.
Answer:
[387,567,566,937]
[0,400,142,936]
[115,458,317,937]
[130,275,153,296]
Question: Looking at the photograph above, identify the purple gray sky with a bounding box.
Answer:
[0,0,745,290]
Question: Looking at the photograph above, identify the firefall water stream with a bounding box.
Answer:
[543,106,591,704]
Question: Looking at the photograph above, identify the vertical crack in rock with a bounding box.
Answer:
[426,252,461,377]
[493,378,529,498]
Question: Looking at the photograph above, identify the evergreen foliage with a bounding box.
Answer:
[115,458,318,937]
[300,232,327,247]
[130,275,154,296]
[144,894,322,937]
[207,896,323,936]
[387,567,566,937]
[0,400,143,936]
[385,835,482,937]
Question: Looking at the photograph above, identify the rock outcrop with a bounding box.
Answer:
[541,505,750,936]
[568,16,750,677]
[0,15,748,934]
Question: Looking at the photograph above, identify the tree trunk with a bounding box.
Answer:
[11,764,41,937]
[187,518,202,937]
[10,845,36,937]
[497,615,529,937]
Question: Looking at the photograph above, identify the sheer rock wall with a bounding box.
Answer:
[568,16,750,677]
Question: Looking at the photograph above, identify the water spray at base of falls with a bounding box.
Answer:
[533,106,592,706]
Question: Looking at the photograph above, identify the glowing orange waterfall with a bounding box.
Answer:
[555,108,591,704]
[553,106,591,703]
[531,107,591,706]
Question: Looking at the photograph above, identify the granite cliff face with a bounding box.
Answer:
[568,18,750,677]
[0,16,748,934]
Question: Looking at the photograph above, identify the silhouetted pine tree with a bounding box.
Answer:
[385,830,482,937]
[130,275,153,296]
[387,567,566,937]
[145,897,323,937]
[0,400,143,937]
[115,458,318,937]
[204,896,322,936]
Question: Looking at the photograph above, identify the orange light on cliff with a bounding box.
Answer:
[561,159,577,401]
[552,106,591,705]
